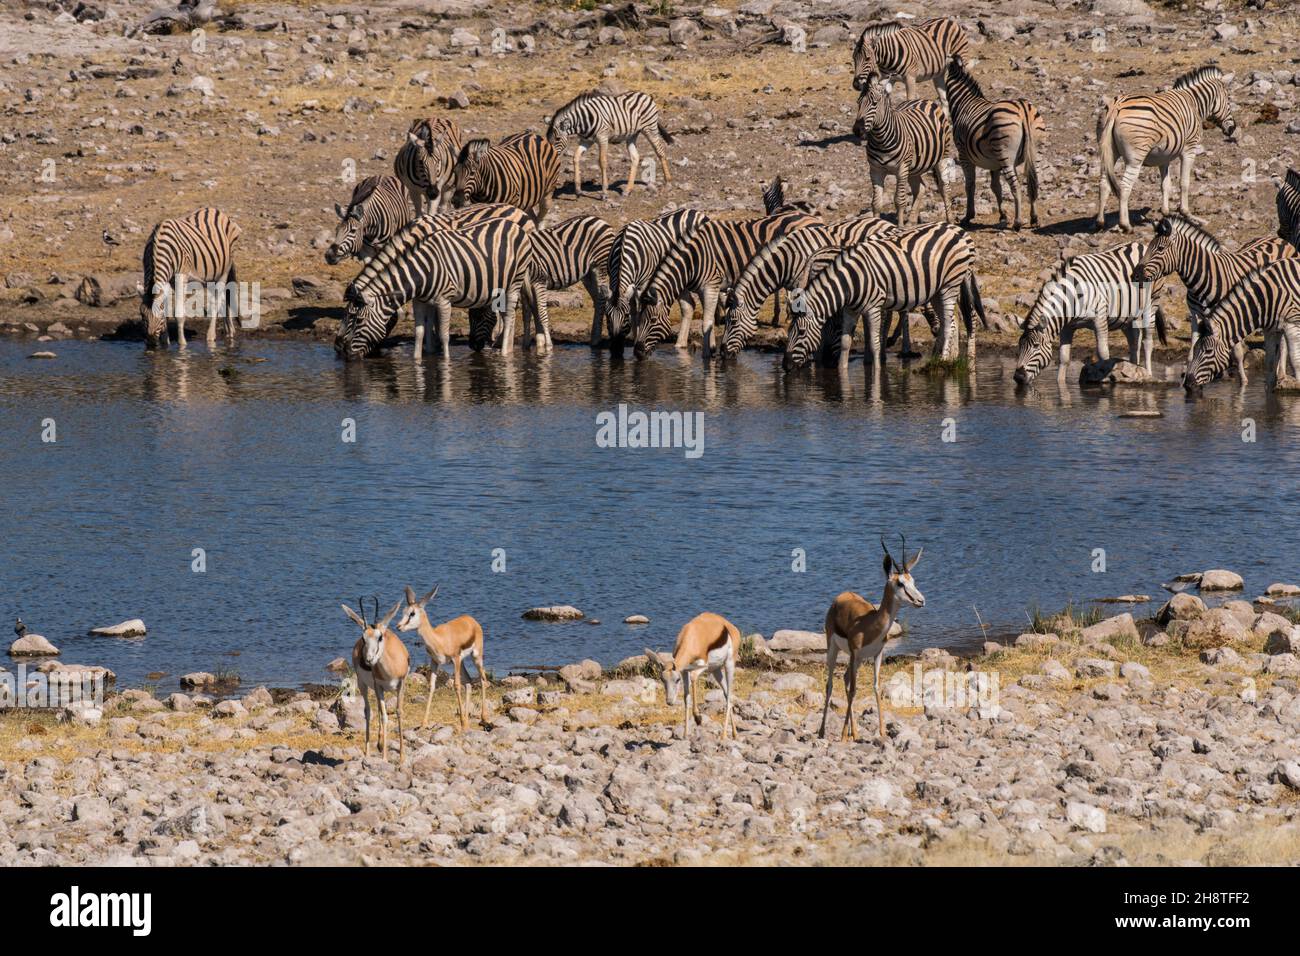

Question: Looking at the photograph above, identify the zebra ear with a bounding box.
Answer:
[1155,218,1172,236]
[1198,320,1214,338]
[334,202,347,220]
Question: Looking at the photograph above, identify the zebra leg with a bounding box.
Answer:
[405,183,424,218]
[869,163,886,219]
[1124,324,1139,365]
[700,286,719,364]
[1279,325,1300,388]
[647,128,672,184]
[1005,166,1025,230]
[531,280,552,352]
[839,307,855,371]
[597,134,611,200]
[1026,156,1041,228]
[930,164,950,224]
[1178,150,1198,222]
[990,170,1007,226]
[572,144,585,199]
[1095,161,1113,231]
[960,161,977,224]
[224,264,238,339]
[1116,153,1146,233]
[675,296,693,349]
[412,300,427,359]
[1058,327,1074,382]
[894,159,913,225]
[865,306,883,373]
[436,298,452,359]
[582,272,603,347]
[934,73,949,114]
[175,273,188,348]
[1158,162,1172,218]
[624,137,640,196]
[1094,316,1111,362]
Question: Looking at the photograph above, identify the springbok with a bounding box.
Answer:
[819,536,925,741]
[341,596,411,762]
[396,585,488,731]
[645,612,741,741]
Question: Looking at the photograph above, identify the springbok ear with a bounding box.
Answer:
[906,547,923,571]
[378,599,403,631]
[644,649,663,673]
[341,604,366,628]
[421,584,439,605]
[404,585,417,606]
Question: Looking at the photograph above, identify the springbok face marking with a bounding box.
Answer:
[644,649,683,705]
[342,597,402,669]
[397,584,439,633]
[882,536,925,607]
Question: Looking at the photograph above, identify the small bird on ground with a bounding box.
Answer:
[14,617,27,638]
[101,229,120,258]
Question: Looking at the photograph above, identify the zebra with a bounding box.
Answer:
[782,222,986,372]
[1012,242,1169,386]
[761,176,817,215]
[1132,215,1298,385]
[1277,168,1300,247]
[853,75,952,226]
[528,214,616,347]
[719,214,900,356]
[1184,258,1300,393]
[325,175,413,265]
[335,205,540,359]
[1095,64,1237,232]
[633,211,819,362]
[945,56,1044,230]
[545,90,674,200]
[851,20,960,107]
[450,132,561,222]
[393,117,463,216]
[140,207,241,349]
[606,207,710,352]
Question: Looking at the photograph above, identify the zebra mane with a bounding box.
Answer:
[762,177,787,215]
[859,20,904,39]
[459,138,492,164]
[945,56,984,101]
[1286,168,1300,193]
[1160,214,1223,253]
[1173,64,1223,91]
[346,175,386,211]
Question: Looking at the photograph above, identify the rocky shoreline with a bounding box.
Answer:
[3,574,1299,866]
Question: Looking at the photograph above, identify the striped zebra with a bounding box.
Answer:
[1133,215,1298,385]
[854,75,952,225]
[1012,242,1168,386]
[1277,168,1300,247]
[720,214,899,356]
[761,176,816,215]
[528,214,616,347]
[393,117,463,216]
[606,207,710,351]
[852,20,960,107]
[140,207,241,349]
[1184,258,1300,392]
[545,90,674,200]
[633,211,819,362]
[450,132,561,222]
[782,223,986,371]
[946,56,1044,230]
[1095,64,1237,232]
[325,175,412,265]
[335,206,538,360]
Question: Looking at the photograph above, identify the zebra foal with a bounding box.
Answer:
[854,74,952,226]
[394,117,463,216]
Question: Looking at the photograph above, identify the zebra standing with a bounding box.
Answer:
[1012,242,1168,386]
[545,90,674,200]
[450,132,561,222]
[140,207,241,349]
[606,207,710,351]
[337,216,536,361]
[945,56,1044,230]
[1095,64,1237,232]
[1277,168,1300,247]
[393,117,463,216]
[528,214,616,347]
[325,175,413,265]
[1184,258,1300,392]
[633,211,819,362]
[851,20,959,107]
[782,223,986,372]
[720,215,899,356]
[854,74,952,225]
[1132,215,1297,385]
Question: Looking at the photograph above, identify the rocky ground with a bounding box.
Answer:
[2,0,1299,362]
[3,574,1299,865]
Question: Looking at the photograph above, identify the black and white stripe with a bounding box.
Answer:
[1013,241,1168,385]
[852,20,961,106]
[528,214,616,346]
[325,175,413,265]
[336,208,537,360]
[946,57,1044,230]
[782,222,985,371]
[450,132,561,222]
[1277,168,1300,248]
[761,176,816,215]
[394,117,463,216]
[854,75,952,225]
[1095,64,1236,232]
[140,207,242,349]
[545,90,674,199]
[1184,258,1300,391]
[606,207,710,350]
[634,211,819,362]
[721,214,898,355]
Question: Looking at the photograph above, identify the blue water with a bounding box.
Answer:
[1,336,1297,691]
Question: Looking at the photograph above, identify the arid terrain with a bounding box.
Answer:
[2,0,1298,359]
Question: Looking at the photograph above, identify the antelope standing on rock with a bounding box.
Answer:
[645,612,741,741]
[820,536,925,741]
[397,585,488,731]
[341,597,410,762]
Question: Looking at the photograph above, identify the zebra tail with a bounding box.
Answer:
[1021,107,1040,193]
[1154,304,1168,347]
[1097,96,1122,194]
[658,120,675,146]
[959,273,988,336]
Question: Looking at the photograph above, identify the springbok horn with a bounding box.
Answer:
[900,533,907,569]
[880,534,895,568]
[358,596,367,627]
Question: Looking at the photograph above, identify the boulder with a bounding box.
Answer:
[1075,658,1116,679]
[1199,569,1244,591]
[623,614,650,625]
[1264,626,1300,656]
[1200,646,1242,667]
[1155,592,1205,625]
[88,618,146,637]
[1079,358,1151,385]
[8,634,59,656]
[1179,607,1248,649]
[74,273,141,307]
[599,678,657,703]
[180,672,216,688]
[522,605,584,621]
[214,699,246,719]
[1080,613,1139,645]
[1264,582,1300,596]
[669,17,702,46]
[1014,632,1059,650]
[1066,801,1107,834]
[325,657,349,673]
[768,629,824,652]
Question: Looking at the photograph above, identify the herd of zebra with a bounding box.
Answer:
[133,16,1300,393]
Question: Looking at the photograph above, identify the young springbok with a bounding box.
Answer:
[341,596,411,762]
[645,612,741,741]
[819,537,925,741]
[396,585,488,731]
